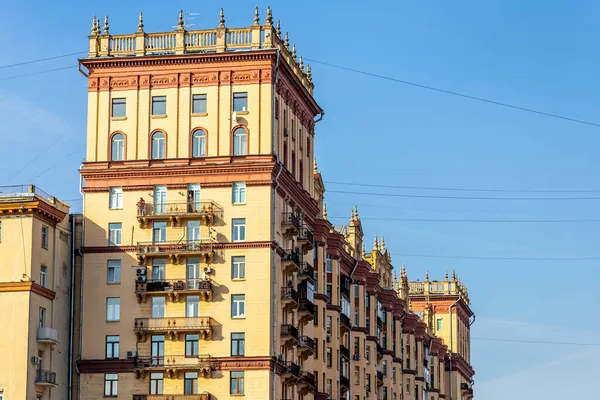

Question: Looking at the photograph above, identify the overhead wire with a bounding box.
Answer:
[328,189,600,201]
[472,337,600,347]
[0,51,86,69]
[328,216,600,223]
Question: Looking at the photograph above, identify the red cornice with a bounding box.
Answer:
[326,304,341,313]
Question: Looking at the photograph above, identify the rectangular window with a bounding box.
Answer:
[354,337,360,355]
[436,318,443,331]
[326,255,332,272]
[192,94,207,114]
[314,336,319,359]
[231,332,245,356]
[233,92,248,112]
[41,226,48,249]
[185,334,199,356]
[108,223,122,246]
[152,297,166,318]
[232,218,246,242]
[231,294,245,318]
[327,379,332,396]
[230,371,245,394]
[354,366,360,384]
[106,335,119,359]
[152,259,166,280]
[354,284,359,298]
[104,373,118,397]
[152,221,167,243]
[232,182,246,204]
[314,306,318,326]
[111,98,126,117]
[354,308,359,326]
[383,360,388,376]
[149,372,163,395]
[406,379,410,393]
[326,347,332,367]
[232,256,246,280]
[40,265,48,288]
[326,284,332,304]
[366,345,371,363]
[152,96,167,116]
[184,372,198,394]
[186,296,199,317]
[326,316,332,335]
[366,373,371,392]
[109,187,122,209]
[107,260,121,283]
[39,307,46,327]
[106,298,120,321]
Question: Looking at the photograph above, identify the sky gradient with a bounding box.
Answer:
[1,1,599,398]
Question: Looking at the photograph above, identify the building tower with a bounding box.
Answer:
[78,8,322,399]
[0,185,75,400]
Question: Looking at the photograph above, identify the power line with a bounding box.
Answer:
[305,57,600,129]
[0,51,86,69]
[472,337,600,347]
[328,189,600,201]
[0,65,76,82]
[391,253,600,261]
[329,216,600,223]
[325,180,600,194]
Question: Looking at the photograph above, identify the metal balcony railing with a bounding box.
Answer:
[280,324,299,341]
[282,212,300,231]
[281,286,299,303]
[340,345,350,360]
[297,262,314,282]
[298,371,316,389]
[340,313,351,330]
[298,336,315,352]
[36,369,57,386]
[134,317,213,340]
[376,343,384,357]
[133,395,210,400]
[298,298,315,315]
[340,375,350,390]
[377,370,384,385]
[297,226,314,245]
[135,279,212,302]
[134,354,213,375]
[138,201,217,217]
[281,361,301,377]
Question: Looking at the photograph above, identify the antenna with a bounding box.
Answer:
[173,12,200,30]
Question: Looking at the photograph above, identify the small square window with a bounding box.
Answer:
[232,182,246,204]
[111,98,126,118]
[232,218,246,242]
[192,94,207,114]
[233,92,248,112]
[231,294,245,318]
[152,96,167,116]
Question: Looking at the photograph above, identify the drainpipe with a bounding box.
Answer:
[270,48,282,400]
[68,215,76,400]
[448,298,461,400]
[314,111,325,124]
[77,168,86,400]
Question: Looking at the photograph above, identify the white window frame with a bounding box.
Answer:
[41,226,48,249]
[107,260,121,283]
[106,298,120,321]
[186,296,199,317]
[40,264,48,288]
[436,318,443,331]
[109,187,123,209]
[232,218,246,242]
[108,223,122,246]
[152,297,166,318]
[232,182,246,204]
[231,294,246,318]
[231,256,246,280]
[104,373,118,396]
[192,94,207,114]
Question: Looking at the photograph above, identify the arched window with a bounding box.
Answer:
[151,131,166,159]
[233,127,247,156]
[111,133,125,161]
[192,129,206,158]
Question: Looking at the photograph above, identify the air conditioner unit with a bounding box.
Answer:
[136,267,147,275]
[326,334,332,342]
[353,354,361,360]
[126,351,137,359]
[136,275,147,283]
[138,247,147,254]
[149,246,160,253]
[203,266,213,274]
[31,356,40,365]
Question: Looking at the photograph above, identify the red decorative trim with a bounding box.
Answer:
[166,184,188,190]
[122,185,154,192]
[326,304,341,313]
[314,293,328,302]
[351,327,368,334]
[78,359,134,373]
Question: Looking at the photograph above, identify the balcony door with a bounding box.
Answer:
[187,258,201,289]
[154,186,167,214]
[187,184,201,212]
[151,335,165,366]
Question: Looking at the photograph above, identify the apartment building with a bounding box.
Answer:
[0,185,77,400]
[76,8,474,400]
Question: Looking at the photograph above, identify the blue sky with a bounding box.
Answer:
[2,1,600,397]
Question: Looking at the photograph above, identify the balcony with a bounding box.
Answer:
[137,240,215,264]
[280,324,299,346]
[135,354,213,378]
[136,278,212,303]
[298,371,316,394]
[340,313,351,332]
[377,316,383,328]
[297,226,314,250]
[341,275,351,298]
[298,298,315,324]
[297,262,314,283]
[340,375,350,393]
[36,327,58,345]
[281,287,299,310]
[340,345,350,360]
[281,361,301,382]
[282,212,300,236]
[298,336,315,357]
[281,250,300,273]
[376,371,384,386]
[376,343,384,360]
[133,395,210,400]
[35,369,57,387]
[137,201,219,227]
[134,317,213,341]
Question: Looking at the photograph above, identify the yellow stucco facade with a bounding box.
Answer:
[75,8,475,400]
[0,185,76,400]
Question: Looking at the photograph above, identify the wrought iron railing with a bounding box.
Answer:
[281,286,299,302]
[135,278,211,293]
[280,324,299,341]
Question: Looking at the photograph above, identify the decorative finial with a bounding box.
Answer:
[452,270,456,281]
[284,32,289,48]
[323,203,328,220]
[299,55,304,71]
[103,15,109,35]
[373,235,378,250]
[254,6,260,25]
[393,270,398,282]
[137,12,144,32]
[352,205,359,220]
[380,235,385,249]
[401,264,406,277]
[219,8,226,28]
[313,157,318,173]
[266,6,273,25]
[276,20,281,36]
[445,270,449,281]
[178,10,184,29]
[91,16,97,35]
[292,44,297,60]
[425,270,429,281]
[307,65,312,82]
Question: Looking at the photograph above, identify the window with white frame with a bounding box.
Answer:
[186,296,199,317]
[232,256,246,280]
[192,129,207,157]
[326,254,332,272]
[152,297,166,318]
[192,94,207,114]
[233,128,247,156]
[231,294,245,318]
[107,260,121,283]
[108,223,122,246]
[41,226,48,249]
[153,221,167,243]
[109,187,122,209]
[232,218,246,242]
[150,372,164,395]
[106,297,120,321]
[151,131,166,159]
[104,373,118,397]
[436,318,443,331]
[40,264,48,288]
[152,259,166,281]
[232,182,246,204]
[111,133,125,161]
[106,335,119,359]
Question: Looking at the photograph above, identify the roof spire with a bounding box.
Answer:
[401,264,406,278]
[299,55,304,71]
[425,270,429,281]
[178,10,184,29]
[452,269,456,281]
[323,203,328,220]
[307,65,312,82]
[219,8,226,27]
[284,32,289,48]
[276,20,281,36]
[137,12,144,32]
[380,235,385,250]
[313,157,318,173]
[91,16,98,35]
[266,6,273,25]
[373,235,378,250]
[292,44,297,60]
[445,270,449,281]
[103,15,110,35]
[254,6,260,25]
